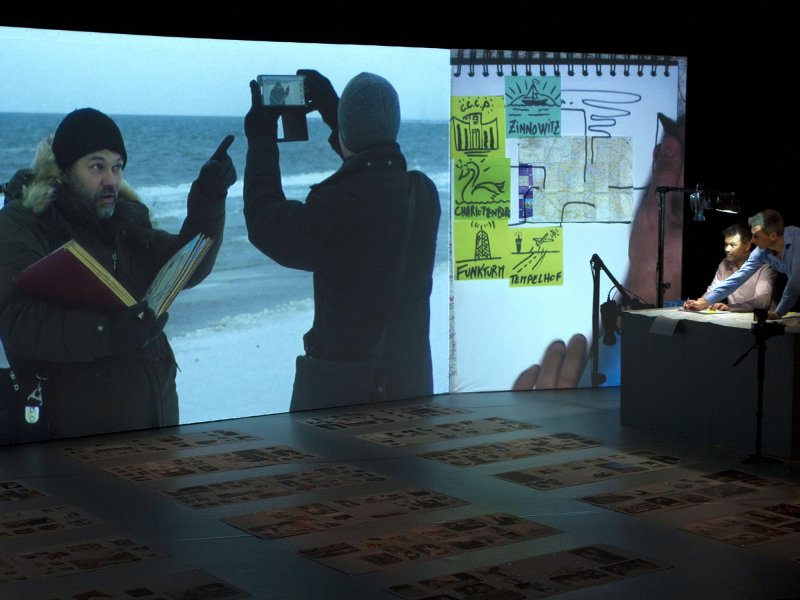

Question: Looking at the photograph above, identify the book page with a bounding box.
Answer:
[144,234,213,316]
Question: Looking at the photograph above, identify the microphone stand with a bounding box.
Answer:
[655,186,698,308]
[733,309,784,464]
[590,254,634,387]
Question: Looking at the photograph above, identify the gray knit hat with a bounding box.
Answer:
[52,108,127,170]
[338,73,400,153]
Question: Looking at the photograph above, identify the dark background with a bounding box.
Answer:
[2,7,790,300]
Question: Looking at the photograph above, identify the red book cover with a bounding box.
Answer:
[14,234,213,316]
[14,240,135,313]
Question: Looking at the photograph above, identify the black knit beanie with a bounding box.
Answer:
[52,108,127,170]
[338,73,400,153]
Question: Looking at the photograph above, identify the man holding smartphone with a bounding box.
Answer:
[242,70,441,410]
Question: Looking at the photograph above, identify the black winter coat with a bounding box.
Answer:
[243,137,440,402]
[0,139,225,443]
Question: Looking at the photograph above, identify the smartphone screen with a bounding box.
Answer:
[257,75,307,107]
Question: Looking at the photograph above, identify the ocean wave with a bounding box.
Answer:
[137,179,244,202]
[135,182,193,199]
[281,170,336,188]
[133,171,333,200]
[174,297,315,339]
[134,166,450,223]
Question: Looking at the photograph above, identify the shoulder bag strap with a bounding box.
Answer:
[373,172,418,358]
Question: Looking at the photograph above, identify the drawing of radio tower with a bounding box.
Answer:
[474,228,492,260]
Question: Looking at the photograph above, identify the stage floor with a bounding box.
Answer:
[1,387,799,599]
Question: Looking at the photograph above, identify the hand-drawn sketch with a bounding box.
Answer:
[454,157,510,220]
[454,220,506,281]
[451,96,510,221]
[506,226,563,287]
[450,96,505,159]
[505,76,562,137]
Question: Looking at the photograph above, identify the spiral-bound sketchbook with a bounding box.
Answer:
[448,49,687,392]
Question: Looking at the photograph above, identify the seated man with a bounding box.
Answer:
[705,223,775,311]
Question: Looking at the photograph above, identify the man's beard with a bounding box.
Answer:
[68,180,117,219]
[95,196,116,219]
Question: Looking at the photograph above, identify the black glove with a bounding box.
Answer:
[297,69,339,131]
[110,301,169,354]
[244,80,280,140]
[196,135,237,197]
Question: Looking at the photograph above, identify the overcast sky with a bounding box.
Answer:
[0,26,450,120]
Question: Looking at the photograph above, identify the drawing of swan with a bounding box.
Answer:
[458,160,505,202]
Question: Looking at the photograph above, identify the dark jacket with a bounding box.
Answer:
[0,138,225,442]
[243,136,440,401]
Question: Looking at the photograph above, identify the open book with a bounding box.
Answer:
[14,234,214,317]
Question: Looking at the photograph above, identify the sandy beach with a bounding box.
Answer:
[171,262,450,423]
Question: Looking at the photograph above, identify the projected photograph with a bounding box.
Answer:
[0,26,451,441]
[448,51,687,392]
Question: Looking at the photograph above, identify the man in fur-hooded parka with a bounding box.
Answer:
[0,108,235,443]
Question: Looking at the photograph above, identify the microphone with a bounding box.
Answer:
[601,300,619,346]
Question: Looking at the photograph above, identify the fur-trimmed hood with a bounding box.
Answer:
[21,135,141,215]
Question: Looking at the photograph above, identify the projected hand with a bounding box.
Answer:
[625,113,686,304]
[244,80,280,140]
[197,135,237,197]
[297,69,339,130]
[512,334,587,390]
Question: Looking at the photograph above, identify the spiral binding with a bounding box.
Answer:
[451,49,679,77]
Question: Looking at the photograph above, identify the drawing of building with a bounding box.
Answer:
[452,113,500,155]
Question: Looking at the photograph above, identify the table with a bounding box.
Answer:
[620,308,800,459]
